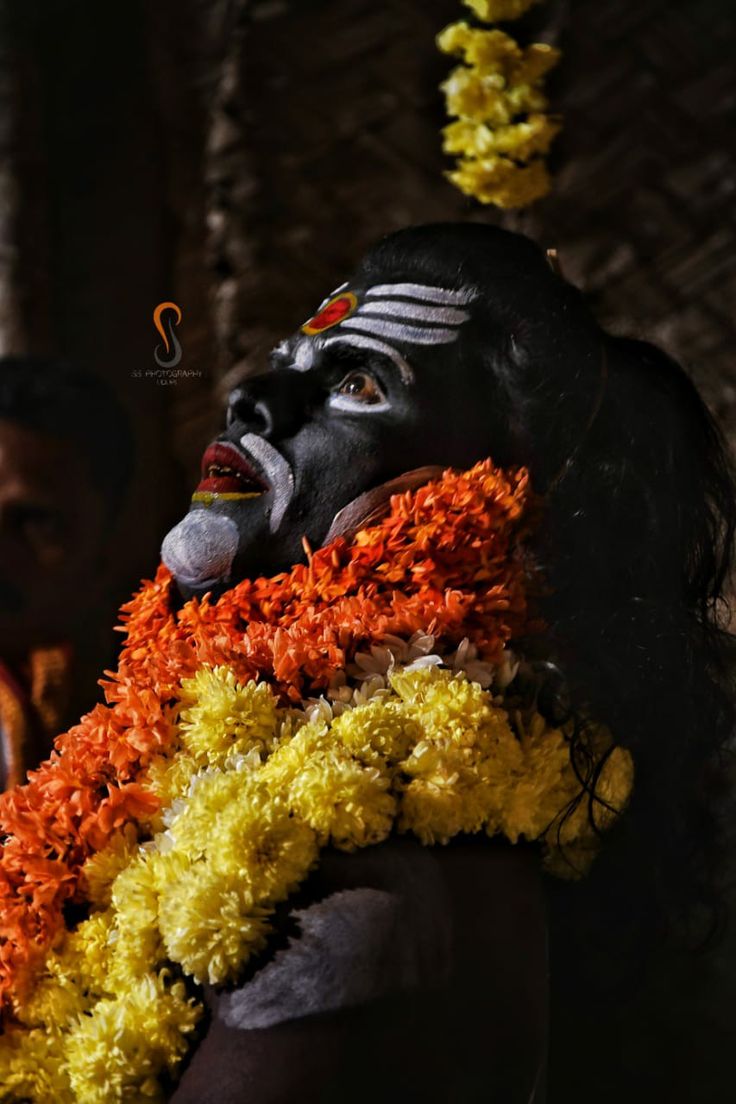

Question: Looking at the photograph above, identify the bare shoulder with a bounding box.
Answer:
[170,837,547,1103]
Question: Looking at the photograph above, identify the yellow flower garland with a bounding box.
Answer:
[0,647,632,1102]
[438,3,560,208]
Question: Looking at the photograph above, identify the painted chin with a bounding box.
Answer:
[163,435,300,592]
[161,496,274,597]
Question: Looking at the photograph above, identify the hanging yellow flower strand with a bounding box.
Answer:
[438,0,561,208]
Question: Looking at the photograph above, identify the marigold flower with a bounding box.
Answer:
[437,15,561,208]
[442,114,560,160]
[64,972,200,1103]
[0,1025,70,1103]
[178,666,279,769]
[158,864,272,985]
[447,156,551,208]
[80,822,141,908]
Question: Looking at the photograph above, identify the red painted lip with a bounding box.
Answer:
[197,441,269,495]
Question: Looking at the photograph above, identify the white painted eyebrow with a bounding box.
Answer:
[270,337,313,371]
[358,300,469,325]
[292,339,314,371]
[340,316,459,345]
[365,282,476,306]
[321,334,414,385]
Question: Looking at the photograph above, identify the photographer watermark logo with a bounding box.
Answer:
[133,302,200,384]
[153,301,182,367]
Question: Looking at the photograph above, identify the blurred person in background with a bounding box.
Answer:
[0,359,133,788]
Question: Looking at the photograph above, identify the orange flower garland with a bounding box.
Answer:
[0,460,533,1017]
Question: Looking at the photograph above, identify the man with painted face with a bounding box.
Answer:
[3,227,728,1103]
[161,225,736,1103]
[164,226,553,1102]
[162,225,601,592]
[162,282,498,591]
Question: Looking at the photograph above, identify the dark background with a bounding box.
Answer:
[0,1,734,1094]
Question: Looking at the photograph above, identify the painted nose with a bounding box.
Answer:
[226,370,312,440]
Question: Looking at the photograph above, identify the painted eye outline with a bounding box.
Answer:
[327,369,391,414]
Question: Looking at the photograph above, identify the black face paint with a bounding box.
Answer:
[163,219,609,599]
[162,272,500,598]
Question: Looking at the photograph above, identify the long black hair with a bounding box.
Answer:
[359,224,736,1099]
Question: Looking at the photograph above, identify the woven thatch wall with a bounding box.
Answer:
[201,0,736,433]
[522,0,736,430]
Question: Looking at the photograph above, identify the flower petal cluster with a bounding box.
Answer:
[0,657,632,1100]
[0,459,531,1017]
[0,460,633,1100]
[438,14,560,208]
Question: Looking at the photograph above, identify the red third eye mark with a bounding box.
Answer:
[301,292,358,335]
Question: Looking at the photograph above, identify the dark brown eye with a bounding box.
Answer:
[335,370,384,404]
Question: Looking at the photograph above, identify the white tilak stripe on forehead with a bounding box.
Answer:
[340,316,459,345]
[321,334,414,385]
[365,282,476,306]
[358,300,470,325]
